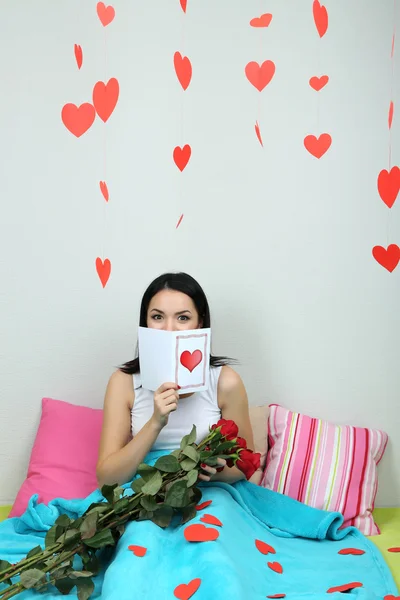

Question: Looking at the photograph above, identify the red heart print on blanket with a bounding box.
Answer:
[61,103,95,137]
[268,562,283,574]
[174,578,201,600]
[255,540,276,555]
[128,545,147,557]
[180,350,202,372]
[200,514,223,527]
[384,596,400,600]
[184,524,219,542]
[245,61,275,91]
[195,500,212,511]
[338,548,365,555]
[388,547,400,552]
[267,595,286,599]
[377,166,400,208]
[327,582,363,593]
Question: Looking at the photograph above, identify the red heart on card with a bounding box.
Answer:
[174,52,192,90]
[174,578,201,600]
[245,61,275,91]
[309,75,329,91]
[267,596,286,599]
[180,350,202,372]
[327,582,363,593]
[377,166,400,208]
[338,548,365,555]
[313,0,328,37]
[250,13,272,27]
[61,103,95,138]
[93,78,119,123]
[96,257,111,288]
[200,514,223,527]
[97,2,115,26]
[128,545,147,557]
[268,562,283,574]
[388,547,400,552]
[184,524,219,542]
[372,244,400,272]
[195,500,212,511]
[173,144,191,171]
[255,540,276,555]
[304,133,331,158]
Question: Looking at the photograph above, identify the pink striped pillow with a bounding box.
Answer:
[260,404,388,535]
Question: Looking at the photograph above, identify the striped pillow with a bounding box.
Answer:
[260,404,388,535]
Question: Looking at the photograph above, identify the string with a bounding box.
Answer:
[103,28,108,261]
[387,0,397,246]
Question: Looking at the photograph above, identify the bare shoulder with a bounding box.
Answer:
[217,365,246,394]
[105,369,135,410]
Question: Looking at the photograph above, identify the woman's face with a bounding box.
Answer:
[147,289,201,331]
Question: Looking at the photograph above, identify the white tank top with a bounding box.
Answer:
[131,366,223,450]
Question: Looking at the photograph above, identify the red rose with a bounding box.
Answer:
[236,449,261,480]
[236,437,247,450]
[211,419,239,440]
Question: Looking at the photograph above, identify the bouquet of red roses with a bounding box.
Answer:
[0,420,260,600]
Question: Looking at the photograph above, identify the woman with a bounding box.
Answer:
[96,271,258,488]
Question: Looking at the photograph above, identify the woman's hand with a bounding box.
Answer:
[198,458,227,482]
[150,382,179,430]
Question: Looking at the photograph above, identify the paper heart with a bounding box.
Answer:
[268,562,283,574]
[255,540,276,555]
[195,500,212,511]
[93,78,119,123]
[173,144,191,171]
[180,0,187,13]
[74,44,83,69]
[388,547,400,552]
[180,350,202,372]
[327,582,362,593]
[309,75,329,91]
[267,596,286,599]
[377,166,400,208]
[250,13,272,28]
[304,133,331,158]
[97,2,115,26]
[96,257,111,288]
[176,214,184,229]
[99,181,109,201]
[128,545,147,557]
[338,548,365,555]
[184,524,219,542]
[245,60,275,91]
[200,514,223,527]
[389,101,394,129]
[174,578,201,600]
[255,121,263,147]
[174,52,192,90]
[61,103,96,138]
[372,244,400,272]
[313,0,328,38]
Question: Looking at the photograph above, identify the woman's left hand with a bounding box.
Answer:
[198,458,227,482]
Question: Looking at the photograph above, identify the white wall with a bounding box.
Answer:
[0,0,399,506]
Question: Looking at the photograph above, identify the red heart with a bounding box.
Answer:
[184,524,219,542]
[99,181,109,202]
[97,2,115,27]
[304,133,331,158]
[174,578,201,600]
[179,0,187,13]
[245,61,275,91]
[389,101,394,129]
[96,257,111,288]
[195,500,212,511]
[388,547,400,552]
[384,596,400,600]
[372,244,400,272]
[255,121,263,147]
[267,596,286,599]
[174,52,192,90]
[313,0,328,38]
[74,44,83,70]
[61,103,95,138]
[173,144,191,171]
[93,78,119,123]
[128,545,147,557]
[200,514,223,527]
[309,75,329,91]
[255,540,276,555]
[377,166,400,208]
[327,582,363,593]
[180,350,202,372]
[338,548,365,555]
[176,214,184,229]
[268,562,283,574]
[250,13,273,28]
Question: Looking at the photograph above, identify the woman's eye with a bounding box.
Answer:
[178,315,189,321]
[152,314,162,320]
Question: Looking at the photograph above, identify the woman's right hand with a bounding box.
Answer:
[151,382,179,430]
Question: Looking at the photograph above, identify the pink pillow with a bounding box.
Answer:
[9,398,103,518]
[260,404,388,535]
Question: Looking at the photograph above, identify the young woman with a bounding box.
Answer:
[96,271,258,488]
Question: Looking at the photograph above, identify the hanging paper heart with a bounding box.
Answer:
[327,582,363,593]
[250,14,272,28]
[184,524,219,542]
[173,145,191,171]
[309,75,329,91]
[93,78,119,123]
[97,2,115,26]
[180,350,202,372]
[377,166,400,208]
[255,121,263,147]
[389,101,394,129]
[128,545,147,557]
[99,181,109,202]
[313,0,328,38]
[195,500,212,511]
[338,548,365,556]
[200,514,223,527]
[176,214,184,229]
[372,244,400,272]
[96,257,111,288]
[174,52,192,90]
[304,133,331,158]
[74,44,83,69]
[268,562,283,574]
[179,0,187,13]
[174,578,201,600]
[255,540,276,555]
[245,61,275,91]
[61,103,96,138]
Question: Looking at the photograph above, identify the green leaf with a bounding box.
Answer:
[154,455,181,473]
[26,545,42,559]
[182,446,199,463]
[128,494,143,509]
[113,486,124,502]
[137,463,157,481]
[141,471,163,495]
[170,449,181,459]
[55,514,71,529]
[214,440,237,454]
[114,497,130,514]
[141,495,158,512]
[151,505,174,528]
[165,480,190,508]
[138,509,154,521]
[180,503,197,525]
[54,578,76,595]
[57,528,81,546]
[76,578,95,600]
[20,568,46,589]
[0,559,12,571]
[186,469,198,488]
[45,524,63,548]
[100,483,119,504]
[180,457,197,471]
[202,456,219,467]
[85,502,110,517]
[180,425,197,450]
[83,528,115,549]
[191,486,203,506]
[69,570,94,579]
[131,478,145,493]
[80,512,99,540]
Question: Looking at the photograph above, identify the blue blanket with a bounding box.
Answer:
[0,450,398,600]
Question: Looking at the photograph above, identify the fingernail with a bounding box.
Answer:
[201,463,206,468]
[177,385,181,389]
